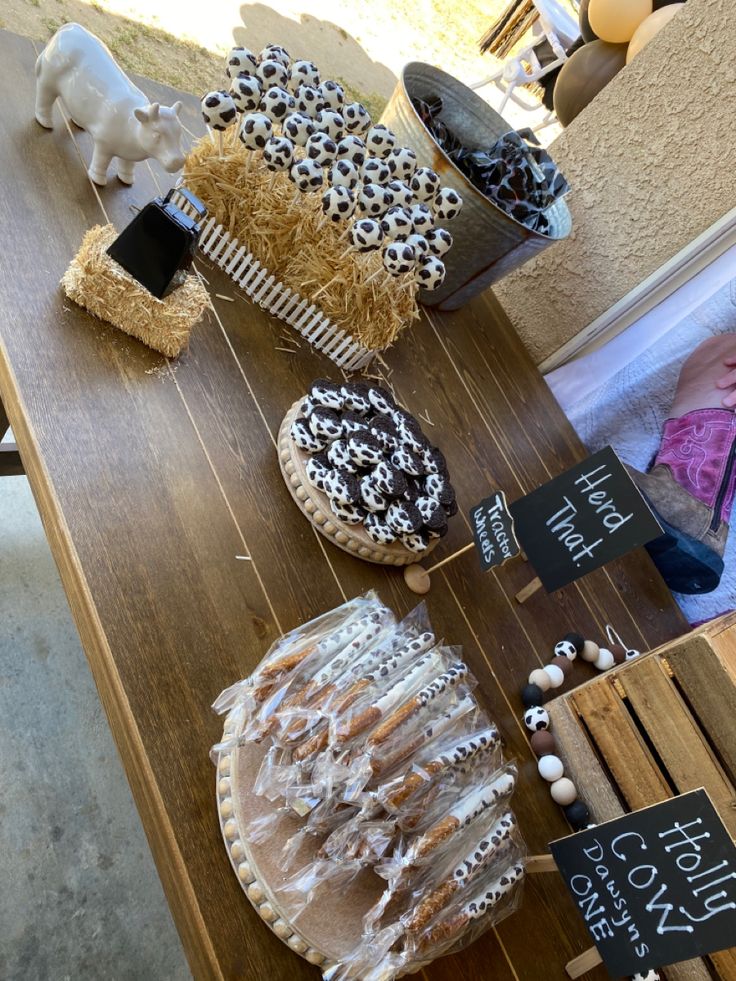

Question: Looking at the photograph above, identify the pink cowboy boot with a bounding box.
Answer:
[628,408,736,594]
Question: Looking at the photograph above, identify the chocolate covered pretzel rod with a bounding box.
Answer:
[407,811,517,932]
[383,726,500,811]
[415,862,524,952]
[367,662,469,748]
[408,770,516,864]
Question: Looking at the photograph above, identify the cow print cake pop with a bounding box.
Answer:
[387,146,417,183]
[290,158,324,193]
[366,124,396,158]
[329,159,359,191]
[318,80,344,111]
[408,203,434,234]
[259,44,290,69]
[256,59,289,90]
[410,166,441,202]
[263,136,295,173]
[361,156,390,186]
[358,183,392,218]
[383,242,416,276]
[434,187,463,221]
[260,85,295,122]
[343,101,371,134]
[406,233,430,258]
[288,59,320,92]
[336,136,366,168]
[315,109,344,141]
[282,112,316,146]
[386,180,413,208]
[322,186,355,223]
[380,206,413,242]
[239,111,273,149]
[415,254,446,292]
[306,132,337,166]
[426,227,453,257]
[230,75,262,113]
[349,219,384,253]
[227,47,258,79]
[294,84,323,116]
[201,91,237,131]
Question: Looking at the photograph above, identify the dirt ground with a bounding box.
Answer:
[0,0,505,117]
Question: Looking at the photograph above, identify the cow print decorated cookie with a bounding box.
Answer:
[370,461,407,498]
[341,411,368,438]
[308,406,342,441]
[322,469,361,506]
[330,499,366,525]
[341,383,372,415]
[347,431,384,467]
[421,444,447,475]
[360,474,389,513]
[364,512,397,544]
[391,446,424,477]
[306,453,331,491]
[291,417,326,452]
[310,379,344,410]
[327,440,358,473]
[416,495,448,531]
[402,530,431,553]
[368,386,395,415]
[385,500,423,535]
[369,416,399,452]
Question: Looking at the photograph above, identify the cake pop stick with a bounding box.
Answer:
[201,91,237,157]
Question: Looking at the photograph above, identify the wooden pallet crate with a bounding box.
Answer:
[547,612,736,981]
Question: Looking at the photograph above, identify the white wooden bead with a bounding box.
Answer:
[543,664,565,689]
[220,798,234,819]
[594,647,615,671]
[223,818,238,840]
[528,668,551,692]
[218,777,231,796]
[218,755,231,775]
[581,640,600,662]
[538,755,564,782]
[550,777,577,805]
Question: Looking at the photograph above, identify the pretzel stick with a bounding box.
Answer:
[260,643,316,681]
[407,812,517,932]
[367,663,468,748]
[415,862,524,952]
[291,679,372,761]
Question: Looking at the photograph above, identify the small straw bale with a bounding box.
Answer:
[61,224,210,358]
[183,136,419,352]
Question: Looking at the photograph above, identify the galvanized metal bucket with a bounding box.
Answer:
[380,62,572,310]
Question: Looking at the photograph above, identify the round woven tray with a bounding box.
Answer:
[278,400,439,567]
[215,711,385,971]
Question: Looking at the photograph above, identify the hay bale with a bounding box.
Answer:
[183,135,419,352]
[61,224,210,358]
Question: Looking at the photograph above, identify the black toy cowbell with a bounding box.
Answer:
[106,187,207,299]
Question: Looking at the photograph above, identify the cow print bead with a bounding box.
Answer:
[391,446,424,477]
[318,80,344,111]
[365,123,397,159]
[524,706,550,732]
[383,243,416,276]
[260,85,295,122]
[256,59,288,90]
[329,159,359,191]
[288,59,320,92]
[201,91,237,131]
[364,512,397,544]
[262,136,294,173]
[291,417,326,452]
[290,158,323,193]
[315,109,344,141]
[310,378,344,410]
[227,47,258,79]
[330,499,366,525]
[341,383,372,415]
[289,83,320,115]
[386,500,423,535]
[347,431,384,467]
[369,416,399,452]
[327,440,358,474]
[360,474,389,512]
[308,407,342,441]
[434,187,463,221]
[401,530,430,554]
[343,101,371,134]
[230,75,262,113]
[361,156,390,185]
[239,111,273,149]
[322,468,360,506]
[370,461,407,498]
[282,112,315,146]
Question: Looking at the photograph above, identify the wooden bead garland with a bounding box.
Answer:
[521,627,641,832]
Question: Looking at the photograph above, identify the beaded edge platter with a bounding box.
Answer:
[215,710,385,972]
[278,399,439,567]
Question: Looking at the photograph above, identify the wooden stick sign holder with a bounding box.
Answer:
[525,855,602,978]
[403,543,540,602]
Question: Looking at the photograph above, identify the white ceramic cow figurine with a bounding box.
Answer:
[35,23,185,186]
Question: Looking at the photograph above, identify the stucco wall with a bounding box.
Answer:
[493,0,734,366]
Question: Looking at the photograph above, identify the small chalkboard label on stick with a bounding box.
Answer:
[470,490,520,572]
[550,789,736,977]
[509,445,662,593]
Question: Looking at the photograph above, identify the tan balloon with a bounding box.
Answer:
[626,4,685,62]
[588,0,652,44]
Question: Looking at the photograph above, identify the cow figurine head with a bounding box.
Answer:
[132,102,186,175]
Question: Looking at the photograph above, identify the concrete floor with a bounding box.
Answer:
[0,461,191,980]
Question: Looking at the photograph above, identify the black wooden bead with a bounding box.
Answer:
[564,799,591,830]
[521,683,544,708]
[564,632,585,654]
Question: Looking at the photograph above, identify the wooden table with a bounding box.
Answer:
[0,30,687,981]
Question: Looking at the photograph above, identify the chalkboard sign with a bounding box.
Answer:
[509,446,662,592]
[469,490,520,572]
[551,790,736,977]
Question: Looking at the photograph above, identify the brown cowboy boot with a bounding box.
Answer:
[627,408,736,594]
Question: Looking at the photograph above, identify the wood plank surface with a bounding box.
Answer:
[0,29,688,981]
